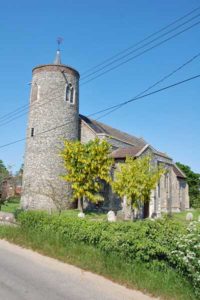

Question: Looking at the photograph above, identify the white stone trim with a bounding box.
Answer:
[37,85,41,101]
[64,83,75,104]
[80,118,98,136]
[173,163,187,178]
[135,144,150,157]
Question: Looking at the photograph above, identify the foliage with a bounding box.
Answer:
[0,225,196,300]
[0,159,9,209]
[60,138,113,205]
[170,221,200,297]
[112,155,165,208]
[16,211,200,296]
[17,211,183,266]
[1,196,20,213]
[0,159,9,186]
[176,162,200,208]
[0,159,8,176]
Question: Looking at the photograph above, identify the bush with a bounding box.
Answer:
[18,211,200,295]
[170,221,200,297]
[17,211,183,266]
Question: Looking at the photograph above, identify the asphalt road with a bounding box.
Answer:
[0,240,156,300]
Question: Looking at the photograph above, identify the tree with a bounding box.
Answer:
[0,160,9,183]
[60,138,113,211]
[112,155,165,215]
[0,159,9,210]
[176,162,200,208]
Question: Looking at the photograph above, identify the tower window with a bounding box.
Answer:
[31,128,34,137]
[65,84,74,104]
[31,83,40,102]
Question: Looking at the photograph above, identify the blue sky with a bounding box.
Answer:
[0,0,199,173]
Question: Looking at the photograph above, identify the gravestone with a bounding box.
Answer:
[107,210,116,222]
[78,212,85,218]
[186,212,193,221]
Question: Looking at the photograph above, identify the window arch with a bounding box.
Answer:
[65,83,74,104]
[31,83,40,102]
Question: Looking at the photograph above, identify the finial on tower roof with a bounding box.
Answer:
[53,37,63,65]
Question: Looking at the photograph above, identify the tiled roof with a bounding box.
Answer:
[111,146,143,159]
[156,151,171,159]
[79,115,172,160]
[173,164,186,179]
[80,115,146,147]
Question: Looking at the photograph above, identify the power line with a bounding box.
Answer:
[1,45,200,129]
[81,5,200,76]
[89,51,200,119]
[0,104,29,123]
[81,19,200,85]
[1,7,200,123]
[96,73,200,120]
[0,73,199,150]
[81,12,200,81]
[0,89,65,127]
[0,111,28,128]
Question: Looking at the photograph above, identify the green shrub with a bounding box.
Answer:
[170,221,200,297]
[17,211,183,266]
[17,211,200,294]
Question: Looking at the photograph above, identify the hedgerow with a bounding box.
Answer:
[17,211,199,296]
[18,211,182,264]
[170,221,200,297]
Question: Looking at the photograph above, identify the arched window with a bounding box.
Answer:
[65,84,74,104]
[31,83,40,102]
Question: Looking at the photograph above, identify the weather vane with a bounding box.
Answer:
[57,37,63,50]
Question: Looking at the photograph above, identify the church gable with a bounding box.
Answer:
[80,117,97,144]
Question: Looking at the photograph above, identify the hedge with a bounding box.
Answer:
[17,211,183,266]
[17,211,200,296]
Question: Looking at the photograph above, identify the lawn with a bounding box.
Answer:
[1,197,20,213]
[170,208,200,225]
[1,197,200,225]
[1,198,107,220]
[60,209,107,220]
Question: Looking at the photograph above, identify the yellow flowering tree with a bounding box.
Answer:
[60,138,113,211]
[112,155,165,210]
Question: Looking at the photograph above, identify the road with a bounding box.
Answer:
[0,240,157,300]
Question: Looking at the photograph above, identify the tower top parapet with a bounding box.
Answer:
[32,64,80,78]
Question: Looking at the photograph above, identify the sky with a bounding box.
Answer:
[0,0,199,173]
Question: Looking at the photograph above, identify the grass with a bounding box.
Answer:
[2,198,199,225]
[1,197,20,213]
[0,225,197,300]
[1,199,107,221]
[170,208,200,225]
[60,209,107,221]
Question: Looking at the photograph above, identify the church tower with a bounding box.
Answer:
[21,50,80,210]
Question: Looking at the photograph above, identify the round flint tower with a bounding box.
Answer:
[21,50,80,210]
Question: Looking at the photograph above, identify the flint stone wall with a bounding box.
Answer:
[21,65,79,210]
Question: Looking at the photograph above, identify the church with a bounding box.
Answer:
[21,50,189,218]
